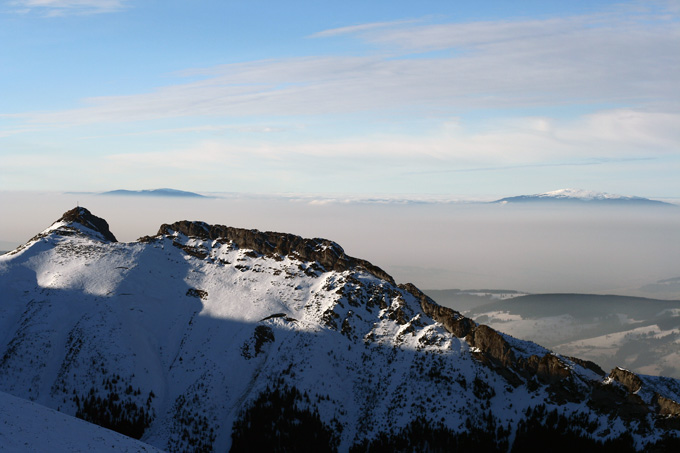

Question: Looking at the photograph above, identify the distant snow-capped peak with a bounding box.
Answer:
[537,188,635,200]
[492,188,673,206]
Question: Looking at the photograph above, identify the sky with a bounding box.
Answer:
[0,0,679,197]
[1,1,680,295]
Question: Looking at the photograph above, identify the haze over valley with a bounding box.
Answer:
[2,189,679,298]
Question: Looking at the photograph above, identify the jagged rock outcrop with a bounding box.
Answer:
[8,207,117,256]
[400,283,475,338]
[568,357,606,377]
[56,207,118,242]
[655,395,680,416]
[468,325,516,367]
[523,353,572,384]
[401,282,574,386]
[150,220,394,283]
[589,381,650,419]
[610,367,644,393]
[607,367,680,419]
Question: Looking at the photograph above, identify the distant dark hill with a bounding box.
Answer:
[423,289,528,313]
[467,293,680,319]
[493,189,674,207]
[458,292,680,379]
[100,188,206,198]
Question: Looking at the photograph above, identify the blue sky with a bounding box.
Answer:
[1,0,679,198]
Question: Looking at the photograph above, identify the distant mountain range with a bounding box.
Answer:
[493,188,674,206]
[100,188,206,198]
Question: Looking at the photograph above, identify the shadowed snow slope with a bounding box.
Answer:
[1,207,679,452]
[0,390,162,452]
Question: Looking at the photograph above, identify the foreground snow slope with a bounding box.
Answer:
[0,390,162,452]
[0,207,679,452]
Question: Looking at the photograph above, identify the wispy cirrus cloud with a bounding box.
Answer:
[8,0,126,16]
[100,109,680,174]
[9,5,678,128]
[332,1,680,52]
[308,19,421,38]
[3,108,677,194]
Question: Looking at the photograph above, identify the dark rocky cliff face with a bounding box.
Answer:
[401,282,680,418]
[610,367,644,393]
[656,395,680,417]
[8,207,118,256]
[56,207,118,242]
[150,220,394,283]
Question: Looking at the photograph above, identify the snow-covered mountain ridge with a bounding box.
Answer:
[100,188,206,198]
[494,188,674,206]
[538,188,640,200]
[1,207,679,451]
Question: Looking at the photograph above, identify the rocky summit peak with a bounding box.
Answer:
[153,220,394,283]
[54,207,118,242]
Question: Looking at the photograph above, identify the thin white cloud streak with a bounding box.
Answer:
[77,124,289,140]
[473,110,680,158]
[3,108,677,193]
[309,19,421,38]
[100,109,680,171]
[0,127,41,138]
[9,0,126,15]
[352,2,679,51]
[9,8,679,126]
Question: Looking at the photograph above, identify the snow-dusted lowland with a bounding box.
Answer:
[1,207,679,451]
